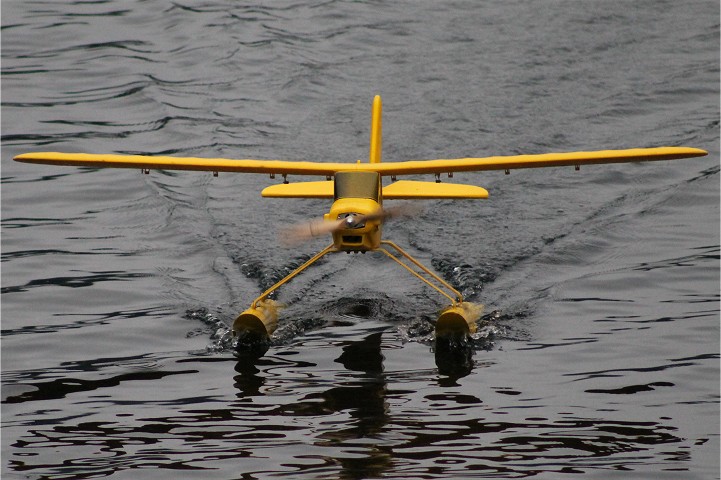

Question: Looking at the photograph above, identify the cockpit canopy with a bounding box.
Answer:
[334,171,380,202]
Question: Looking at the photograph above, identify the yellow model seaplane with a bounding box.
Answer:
[14,96,707,345]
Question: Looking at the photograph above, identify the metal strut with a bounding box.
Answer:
[378,240,463,306]
[234,241,475,341]
[234,244,336,339]
[250,243,336,309]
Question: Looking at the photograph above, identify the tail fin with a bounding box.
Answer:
[369,95,382,163]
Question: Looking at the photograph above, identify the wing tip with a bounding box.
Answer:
[13,152,39,163]
[653,146,708,161]
[684,147,708,158]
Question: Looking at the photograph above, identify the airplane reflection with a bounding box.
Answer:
[233,329,479,478]
[434,333,475,380]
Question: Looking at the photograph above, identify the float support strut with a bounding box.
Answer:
[251,243,336,309]
[379,241,480,336]
[378,240,463,305]
[233,244,336,338]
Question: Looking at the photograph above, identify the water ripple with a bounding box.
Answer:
[2,0,718,478]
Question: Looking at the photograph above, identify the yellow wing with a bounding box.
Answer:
[13,152,345,176]
[13,96,706,204]
[374,147,708,175]
[13,146,707,177]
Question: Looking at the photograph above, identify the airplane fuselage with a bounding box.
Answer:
[326,197,382,252]
[326,171,382,252]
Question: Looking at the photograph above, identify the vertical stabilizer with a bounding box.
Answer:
[369,95,382,163]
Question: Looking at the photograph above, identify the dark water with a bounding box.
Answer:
[2,1,719,478]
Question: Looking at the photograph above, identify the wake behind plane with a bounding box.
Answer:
[14,96,707,351]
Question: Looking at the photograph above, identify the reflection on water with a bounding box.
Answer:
[434,334,475,379]
[3,333,694,479]
[234,331,392,479]
[2,0,718,478]
[233,335,690,478]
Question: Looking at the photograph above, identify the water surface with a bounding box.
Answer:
[2,1,719,478]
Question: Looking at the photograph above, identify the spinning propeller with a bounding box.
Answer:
[281,203,420,245]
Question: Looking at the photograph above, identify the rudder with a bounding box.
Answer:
[369,95,382,163]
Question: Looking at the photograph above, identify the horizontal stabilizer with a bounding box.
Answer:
[262,181,334,198]
[383,180,488,199]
